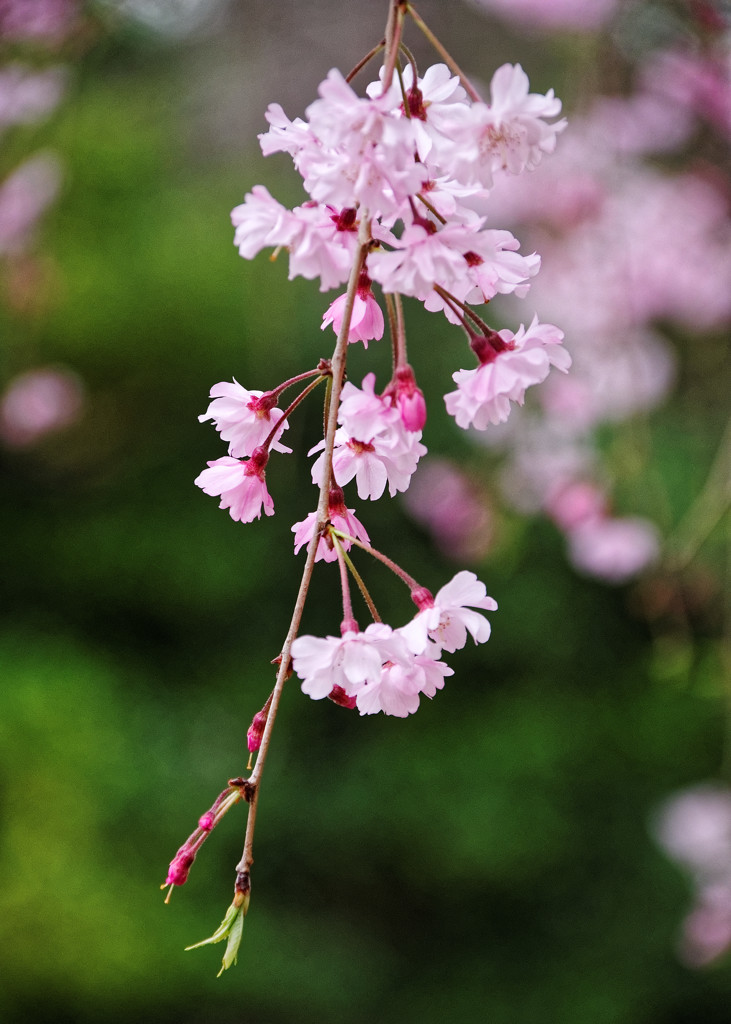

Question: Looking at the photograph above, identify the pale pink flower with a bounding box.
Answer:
[231,185,295,259]
[356,651,453,718]
[438,64,565,189]
[231,188,353,291]
[258,103,314,160]
[198,380,291,457]
[194,454,274,523]
[445,317,570,429]
[0,366,83,447]
[302,68,427,215]
[366,62,470,165]
[655,785,731,878]
[310,374,427,499]
[372,217,538,310]
[290,622,404,701]
[401,571,497,655]
[321,277,384,347]
[566,516,659,582]
[653,784,731,967]
[338,373,400,441]
[292,492,370,563]
[370,220,482,301]
[312,424,426,501]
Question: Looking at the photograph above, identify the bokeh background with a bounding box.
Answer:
[1,1,729,1022]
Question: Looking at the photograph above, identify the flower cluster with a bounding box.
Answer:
[194,41,568,721]
[228,57,569,430]
[291,571,495,717]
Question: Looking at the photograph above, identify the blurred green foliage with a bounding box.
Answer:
[1,6,729,1024]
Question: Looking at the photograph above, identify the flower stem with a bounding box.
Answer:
[234,221,371,881]
[381,0,407,95]
[333,533,356,626]
[336,537,382,623]
[262,374,326,450]
[345,40,385,84]
[331,529,421,590]
[405,3,482,102]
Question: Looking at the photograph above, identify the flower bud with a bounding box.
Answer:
[394,365,426,432]
[410,586,434,611]
[328,685,357,709]
[247,709,268,754]
[165,848,196,888]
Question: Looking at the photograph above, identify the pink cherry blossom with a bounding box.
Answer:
[445,316,570,429]
[314,424,426,501]
[355,651,453,718]
[301,68,428,215]
[231,187,354,291]
[198,381,291,457]
[290,622,404,701]
[194,454,274,523]
[310,374,427,500]
[366,62,470,165]
[321,276,384,347]
[401,571,497,655]
[437,64,565,189]
[337,373,400,440]
[292,496,370,563]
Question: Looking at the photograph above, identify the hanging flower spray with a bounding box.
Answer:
[163,0,568,974]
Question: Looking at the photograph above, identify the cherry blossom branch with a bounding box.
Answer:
[381,0,407,95]
[405,3,482,103]
[234,222,371,883]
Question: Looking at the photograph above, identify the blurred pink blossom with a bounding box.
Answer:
[566,516,659,582]
[0,366,84,447]
[0,154,62,256]
[468,0,618,31]
[401,457,493,561]
[545,481,606,531]
[0,0,79,42]
[655,784,731,878]
[642,49,731,140]
[0,65,67,130]
[654,784,731,967]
